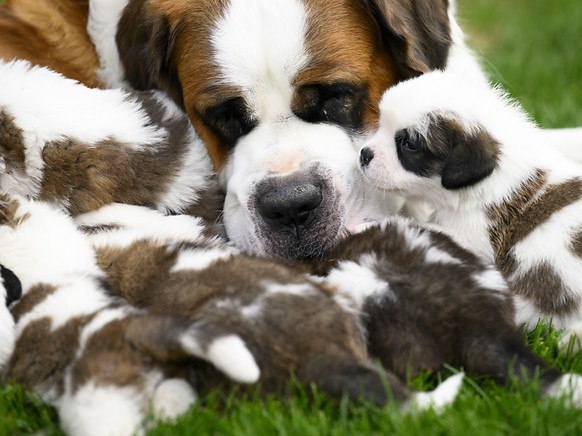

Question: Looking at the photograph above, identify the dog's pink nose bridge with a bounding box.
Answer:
[267,150,303,175]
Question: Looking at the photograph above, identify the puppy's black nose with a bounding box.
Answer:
[258,181,323,228]
[360,147,375,168]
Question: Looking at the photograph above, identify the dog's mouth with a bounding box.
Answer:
[249,171,345,261]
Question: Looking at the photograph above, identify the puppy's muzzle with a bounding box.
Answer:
[257,177,323,231]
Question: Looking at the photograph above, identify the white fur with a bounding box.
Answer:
[171,248,235,273]
[179,331,260,384]
[407,372,465,413]
[87,0,130,88]
[546,374,582,409]
[363,69,582,336]
[59,383,146,436]
[151,378,198,421]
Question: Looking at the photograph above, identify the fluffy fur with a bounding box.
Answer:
[75,202,465,412]
[0,59,221,230]
[361,69,582,347]
[313,216,582,405]
[0,194,263,436]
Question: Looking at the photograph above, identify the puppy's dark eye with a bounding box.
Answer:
[202,97,256,149]
[395,130,418,152]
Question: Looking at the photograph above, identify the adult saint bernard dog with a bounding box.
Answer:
[1,0,581,261]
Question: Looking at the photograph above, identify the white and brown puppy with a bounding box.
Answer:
[0,193,262,436]
[360,70,582,346]
[313,216,582,407]
[75,202,464,412]
[0,59,221,229]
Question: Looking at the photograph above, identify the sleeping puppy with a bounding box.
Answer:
[0,193,264,436]
[313,216,582,406]
[75,202,465,413]
[359,70,582,349]
[0,59,221,230]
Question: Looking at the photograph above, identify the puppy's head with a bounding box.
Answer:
[117,0,453,260]
[360,70,510,202]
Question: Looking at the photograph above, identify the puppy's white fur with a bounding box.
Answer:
[363,69,582,339]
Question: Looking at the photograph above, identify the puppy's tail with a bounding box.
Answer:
[405,372,465,413]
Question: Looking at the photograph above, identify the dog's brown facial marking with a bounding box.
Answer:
[487,170,582,316]
[395,115,500,190]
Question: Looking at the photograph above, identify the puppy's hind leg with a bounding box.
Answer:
[460,324,565,394]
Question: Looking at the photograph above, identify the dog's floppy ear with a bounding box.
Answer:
[365,0,452,78]
[441,128,498,190]
[116,0,184,107]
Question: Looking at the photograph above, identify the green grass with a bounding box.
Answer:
[1,0,582,434]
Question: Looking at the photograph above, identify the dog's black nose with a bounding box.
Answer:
[360,147,375,168]
[258,181,323,228]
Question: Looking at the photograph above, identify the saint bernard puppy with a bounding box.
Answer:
[360,69,582,349]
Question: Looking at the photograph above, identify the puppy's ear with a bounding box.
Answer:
[116,1,184,107]
[441,128,498,190]
[365,0,452,78]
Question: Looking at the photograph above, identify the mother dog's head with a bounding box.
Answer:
[115,0,453,260]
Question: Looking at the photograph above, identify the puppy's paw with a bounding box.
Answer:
[406,372,464,414]
[151,378,197,421]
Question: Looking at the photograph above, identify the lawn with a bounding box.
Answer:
[1,0,582,435]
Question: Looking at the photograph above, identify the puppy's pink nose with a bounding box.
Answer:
[360,147,375,168]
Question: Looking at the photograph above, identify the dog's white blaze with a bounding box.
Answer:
[0,60,165,150]
[171,248,234,273]
[212,0,308,119]
[327,260,393,310]
[87,0,130,88]
[59,383,145,436]
[151,378,197,420]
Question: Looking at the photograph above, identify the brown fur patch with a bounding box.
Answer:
[488,169,582,315]
[0,194,27,228]
[6,315,93,395]
[0,0,101,87]
[510,261,579,316]
[38,114,189,215]
[0,109,26,173]
[11,283,57,322]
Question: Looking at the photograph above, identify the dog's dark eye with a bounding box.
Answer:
[395,130,419,152]
[202,97,256,149]
[294,82,367,130]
